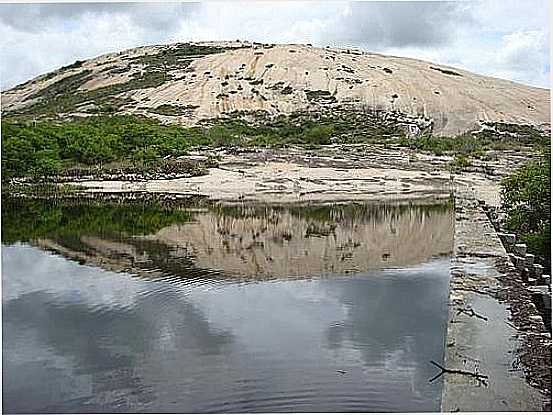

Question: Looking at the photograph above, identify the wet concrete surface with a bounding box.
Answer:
[441,188,549,411]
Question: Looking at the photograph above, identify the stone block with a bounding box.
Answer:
[499,233,516,245]
[521,268,529,282]
[513,256,526,271]
[533,264,544,278]
[529,315,543,324]
[524,254,535,269]
[513,243,527,257]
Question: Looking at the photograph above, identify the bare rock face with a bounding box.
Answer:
[2,40,550,135]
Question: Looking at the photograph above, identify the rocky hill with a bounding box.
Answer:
[2,41,550,136]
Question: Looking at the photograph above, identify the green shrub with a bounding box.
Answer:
[407,125,547,157]
[448,154,472,172]
[303,125,334,144]
[31,149,62,178]
[501,150,551,267]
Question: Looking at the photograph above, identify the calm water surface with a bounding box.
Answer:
[2,197,454,413]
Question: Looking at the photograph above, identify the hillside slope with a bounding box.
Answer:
[2,41,550,135]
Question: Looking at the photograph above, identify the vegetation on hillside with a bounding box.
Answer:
[19,70,167,116]
[6,43,244,118]
[401,123,548,157]
[130,43,245,71]
[501,146,551,268]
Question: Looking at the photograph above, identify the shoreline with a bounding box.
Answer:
[6,143,518,205]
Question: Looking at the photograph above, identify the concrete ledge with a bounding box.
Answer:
[441,189,548,411]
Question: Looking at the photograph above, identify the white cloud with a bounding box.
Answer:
[493,30,549,85]
[499,30,548,70]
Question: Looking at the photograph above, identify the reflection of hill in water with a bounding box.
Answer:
[4,198,454,280]
[140,204,454,277]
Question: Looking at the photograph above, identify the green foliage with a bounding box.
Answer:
[32,149,63,177]
[429,66,463,77]
[130,43,241,69]
[148,104,198,116]
[28,69,93,101]
[3,111,546,182]
[448,154,472,172]
[2,113,396,179]
[490,122,547,142]
[404,133,486,156]
[13,71,166,116]
[501,149,551,267]
[303,125,334,145]
[403,125,548,161]
[59,60,85,71]
[305,90,337,103]
[1,116,193,178]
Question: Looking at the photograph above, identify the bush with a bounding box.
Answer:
[1,114,367,179]
[303,125,334,145]
[501,150,551,268]
[406,125,548,158]
[31,149,62,178]
[448,154,472,172]
[1,116,192,178]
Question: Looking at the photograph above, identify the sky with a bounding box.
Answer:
[0,0,550,90]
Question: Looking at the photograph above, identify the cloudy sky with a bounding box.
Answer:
[0,0,550,90]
